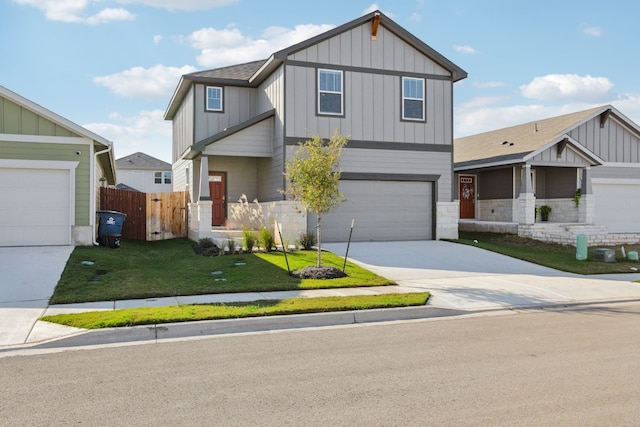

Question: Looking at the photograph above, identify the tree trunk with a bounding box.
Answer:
[316,215,322,267]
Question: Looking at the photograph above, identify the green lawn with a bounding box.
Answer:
[50,239,394,304]
[456,231,640,275]
[41,293,430,329]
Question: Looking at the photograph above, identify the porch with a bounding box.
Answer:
[460,219,639,246]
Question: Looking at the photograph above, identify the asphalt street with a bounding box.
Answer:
[3,302,640,425]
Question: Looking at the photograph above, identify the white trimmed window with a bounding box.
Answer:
[155,171,172,184]
[318,69,343,115]
[206,86,223,112]
[402,77,425,121]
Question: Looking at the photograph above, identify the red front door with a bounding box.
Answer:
[209,172,226,226]
[459,175,475,219]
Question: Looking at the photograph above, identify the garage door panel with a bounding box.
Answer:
[314,181,432,242]
[593,182,640,233]
[0,168,71,246]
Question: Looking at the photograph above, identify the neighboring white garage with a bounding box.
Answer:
[0,165,73,246]
[592,179,640,233]
[314,180,433,242]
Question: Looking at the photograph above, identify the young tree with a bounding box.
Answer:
[283,131,348,267]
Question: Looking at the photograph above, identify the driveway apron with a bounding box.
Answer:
[324,241,640,310]
[0,246,73,346]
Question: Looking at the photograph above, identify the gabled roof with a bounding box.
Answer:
[165,10,467,120]
[116,152,171,170]
[0,85,117,183]
[454,105,622,169]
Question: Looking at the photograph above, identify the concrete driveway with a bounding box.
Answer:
[0,246,74,346]
[324,241,640,310]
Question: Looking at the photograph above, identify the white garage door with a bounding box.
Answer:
[0,168,72,246]
[592,181,640,233]
[313,180,433,242]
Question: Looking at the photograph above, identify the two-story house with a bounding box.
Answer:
[116,152,172,193]
[164,10,467,243]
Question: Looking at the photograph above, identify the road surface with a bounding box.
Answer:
[2,303,640,425]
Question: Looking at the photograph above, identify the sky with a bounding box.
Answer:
[3,0,640,164]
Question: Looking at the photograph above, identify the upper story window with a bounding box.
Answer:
[206,86,223,112]
[155,171,172,184]
[402,77,425,121]
[318,69,343,116]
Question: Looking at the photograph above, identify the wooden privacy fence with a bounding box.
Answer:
[100,188,189,241]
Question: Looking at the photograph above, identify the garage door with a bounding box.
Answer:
[592,180,640,233]
[0,168,72,246]
[312,180,433,242]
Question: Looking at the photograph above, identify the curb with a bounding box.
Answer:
[30,305,467,349]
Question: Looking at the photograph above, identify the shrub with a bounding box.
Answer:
[259,227,275,252]
[243,227,256,253]
[193,238,221,257]
[298,232,316,250]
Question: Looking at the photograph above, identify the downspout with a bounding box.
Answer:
[93,144,112,245]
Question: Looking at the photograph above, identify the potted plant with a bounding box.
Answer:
[539,205,552,221]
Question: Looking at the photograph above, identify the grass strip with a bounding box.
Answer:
[41,293,430,329]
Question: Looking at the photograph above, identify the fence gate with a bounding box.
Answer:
[100,188,188,241]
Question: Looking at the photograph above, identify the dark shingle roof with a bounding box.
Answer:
[185,60,267,81]
[116,152,171,170]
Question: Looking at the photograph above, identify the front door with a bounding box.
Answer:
[208,172,226,226]
[459,175,475,219]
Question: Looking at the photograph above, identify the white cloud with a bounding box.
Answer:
[582,25,603,37]
[362,3,379,15]
[14,0,134,24]
[409,12,422,22]
[85,8,134,24]
[94,64,198,100]
[117,0,239,11]
[153,34,163,44]
[520,74,614,102]
[85,110,173,162]
[189,24,334,68]
[473,81,505,89]
[454,44,478,54]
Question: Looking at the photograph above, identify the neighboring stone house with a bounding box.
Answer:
[165,10,467,243]
[454,105,640,245]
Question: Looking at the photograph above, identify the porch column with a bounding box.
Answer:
[517,164,535,225]
[579,167,595,223]
[198,155,211,201]
[193,155,212,239]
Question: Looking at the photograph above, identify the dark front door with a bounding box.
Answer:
[459,175,475,219]
[209,172,226,226]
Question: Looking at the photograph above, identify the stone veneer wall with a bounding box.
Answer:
[534,199,578,223]
[518,223,640,246]
[437,201,459,240]
[477,199,514,221]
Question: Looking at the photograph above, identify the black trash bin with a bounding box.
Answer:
[96,210,127,248]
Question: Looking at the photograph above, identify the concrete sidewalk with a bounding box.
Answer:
[4,241,640,349]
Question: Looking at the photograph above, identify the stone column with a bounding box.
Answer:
[517,164,536,225]
[579,167,594,223]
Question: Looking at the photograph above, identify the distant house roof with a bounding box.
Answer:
[116,152,171,170]
[165,10,467,120]
[453,105,622,170]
